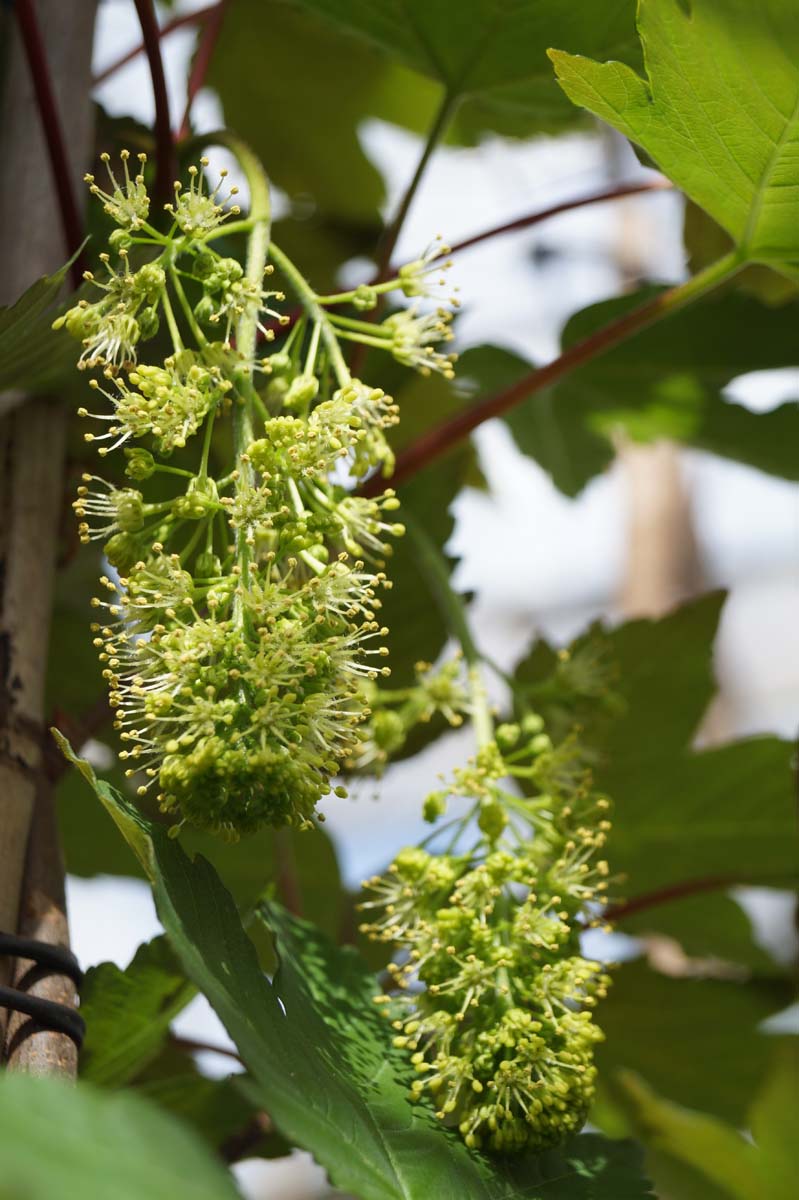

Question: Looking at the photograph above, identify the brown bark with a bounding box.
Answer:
[0,0,97,1066]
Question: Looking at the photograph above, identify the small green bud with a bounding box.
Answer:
[194,550,222,578]
[422,789,448,823]
[192,248,217,279]
[194,294,216,326]
[477,797,507,840]
[284,373,319,410]
[372,709,405,754]
[124,448,156,480]
[495,722,520,750]
[266,351,292,374]
[104,532,143,573]
[353,283,378,311]
[521,712,545,736]
[108,228,133,251]
[137,306,160,340]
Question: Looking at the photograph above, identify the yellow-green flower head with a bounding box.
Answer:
[94,554,389,838]
[164,159,241,237]
[79,349,231,454]
[398,236,456,301]
[84,150,150,230]
[382,306,456,378]
[362,790,612,1154]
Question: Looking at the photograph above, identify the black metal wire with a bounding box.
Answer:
[0,932,85,1050]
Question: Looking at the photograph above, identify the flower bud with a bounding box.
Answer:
[124,448,156,480]
[104,532,144,573]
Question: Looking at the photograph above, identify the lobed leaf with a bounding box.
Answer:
[550,0,799,264]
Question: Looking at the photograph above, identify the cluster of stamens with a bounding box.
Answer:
[55,152,457,838]
[361,716,613,1153]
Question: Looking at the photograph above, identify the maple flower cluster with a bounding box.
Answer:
[361,714,613,1153]
[56,151,456,838]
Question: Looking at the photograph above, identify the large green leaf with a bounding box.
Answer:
[57,733,654,1200]
[0,1074,242,1200]
[207,1,641,229]
[506,291,799,497]
[597,962,793,1125]
[614,1042,799,1200]
[514,594,799,897]
[207,0,433,225]
[291,0,641,136]
[550,0,799,264]
[80,936,196,1087]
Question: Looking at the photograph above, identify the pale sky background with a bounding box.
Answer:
[65,3,799,1195]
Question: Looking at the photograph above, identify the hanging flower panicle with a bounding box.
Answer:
[361,711,614,1153]
[55,151,458,839]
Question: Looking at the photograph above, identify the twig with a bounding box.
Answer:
[93,3,221,86]
[603,875,740,925]
[444,179,672,258]
[177,0,229,141]
[361,251,742,495]
[350,88,458,376]
[375,89,458,283]
[221,1111,273,1164]
[14,0,86,286]
[133,0,176,205]
[168,1032,244,1065]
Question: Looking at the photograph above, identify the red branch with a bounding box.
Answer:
[93,3,221,87]
[177,0,229,141]
[361,282,687,496]
[14,0,87,287]
[603,875,740,924]
[444,179,671,258]
[133,0,176,205]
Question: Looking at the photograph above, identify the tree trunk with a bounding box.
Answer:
[0,0,97,1072]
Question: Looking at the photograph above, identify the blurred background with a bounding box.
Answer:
[50,1,799,1195]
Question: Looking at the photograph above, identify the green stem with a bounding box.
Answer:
[375,87,458,280]
[405,516,479,664]
[404,519,495,751]
[268,241,351,387]
[160,284,183,352]
[169,262,208,347]
[208,133,272,629]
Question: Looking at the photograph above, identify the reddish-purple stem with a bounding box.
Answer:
[14,0,87,287]
[93,3,221,87]
[133,0,176,205]
[360,282,688,497]
[177,0,229,141]
[444,178,671,258]
[603,875,740,924]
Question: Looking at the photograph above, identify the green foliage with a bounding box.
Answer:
[506,291,799,496]
[59,735,654,1199]
[550,0,799,265]
[80,936,196,1087]
[289,0,642,136]
[596,961,793,1125]
[514,594,799,896]
[614,1041,799,1200]
[0,262,79,394]
[0,1074,243,1200]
